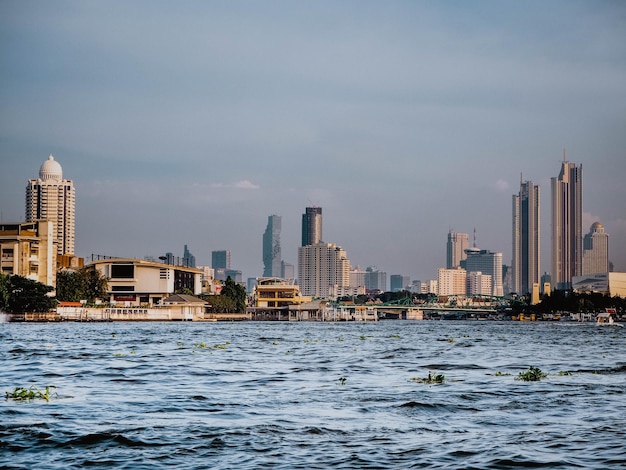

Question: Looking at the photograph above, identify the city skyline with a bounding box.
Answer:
[1,2,625,282]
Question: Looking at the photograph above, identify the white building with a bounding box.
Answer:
[582,222,609,275]
[467,271,492,296]
[88,257,203,306]
[298,242,350,298]
[26,155,75,256]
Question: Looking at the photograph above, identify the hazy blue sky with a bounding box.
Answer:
[1,1,625,282]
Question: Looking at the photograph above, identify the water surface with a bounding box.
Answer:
[1,321,625,468]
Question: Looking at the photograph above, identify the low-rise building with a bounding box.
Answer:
[87,257,203,306]
[0,221,56,287]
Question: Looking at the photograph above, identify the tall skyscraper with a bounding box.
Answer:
[302,207,322,246]
[582,222,609,274]
[183,244,196,267]
[465,247,504,297]
[512,179,540,294]
[298,242,350,298]
[212,250,231,269]
[262,215,282,277]
[25,155,75,256]
[446,231,469,269]
[551,156,583,289]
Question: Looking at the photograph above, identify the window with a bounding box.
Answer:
[111,264,134,279]
[111,286,135,292]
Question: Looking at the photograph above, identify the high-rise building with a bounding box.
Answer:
[365,266,387,292]
[281,261,295,280]
[298,242,350,298]
[467,271,492,296]
[212,250,231,270]
[582,222,609,275]
[465,247,504,297]
[262,215,282,277]
[512,180,540,295]
[25,155,75,256]
[390,275,410,292]
[437,267,467,296]
[183,244,196,268]
[551,156,583,289]
[446,231,469,269]
[302,207,322,246]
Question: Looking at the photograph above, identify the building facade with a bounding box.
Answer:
[390,275,410,292]
[298,242,350,298]
[365,266,387,292]
[551,157,583,289]
[0,221,56,287]
[437,267,467,296]
[582,222,609,275]
[464,248,504,297]
[301,207,322,246]
[512,180,540,295]
[25,155,75,256]
[446,231,469,269]
[262,215,282,277]
[467,271,492,296]
[212,250,231,269]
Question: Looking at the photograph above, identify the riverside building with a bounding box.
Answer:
[25,155,75,256]
[298,242,350,298]
[464,247,504,297]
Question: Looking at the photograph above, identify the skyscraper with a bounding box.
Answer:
[298,242,350,298]
[262,215,282,277]
[302,207,322,246]
[26,155,75,256]
[551,156,583,289]
[212,250,231,269]
[465,247,504,297]
[446,231,469,269]
[582,222,609,274]
[512,179,540,294]
[183,244,196,267]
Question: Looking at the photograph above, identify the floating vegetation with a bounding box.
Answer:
[194,342,207,349]
[447,338,455,343]
[410,372,445,384]
[113,353,125,357]
[557,370,573,376]
[272,341,279,345]
[494,371,511,376]
[337,337,344,342]
[213,343,228,349]
[390,334,401,339]
[338,377,346,385]
[515,366,548,382]
[6,386,57,402]
[177,342,184,349]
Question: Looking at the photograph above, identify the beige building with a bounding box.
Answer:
[88,257,203,306]
[572,272,626,298]
[298,242,351,298]
[582,222,609,275]
[0,221,56,287]
[252,277,312,308]
[437,267,467,296]
[26,155,76,256]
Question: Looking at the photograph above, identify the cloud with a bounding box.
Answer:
[211,180,260,190]
[494,179,510,192]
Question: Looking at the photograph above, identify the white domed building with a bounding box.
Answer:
[25,155,76,256]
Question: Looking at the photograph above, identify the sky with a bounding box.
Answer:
[1,0,625,283]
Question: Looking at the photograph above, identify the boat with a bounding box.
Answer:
[596,309,623,327]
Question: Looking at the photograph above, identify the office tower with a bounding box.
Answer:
[365,266,387,292]
[302,207,322,246]
[298,242,350,298]
[281,261,295,280]
[467,271,492,296]
[512,180,540,294]
[390,275,410,292]
[350,267,366,288]
[446,231,469,269]
[183,244,196,268]
[582,222,609,274]
[262,215,282,277]
[25,155,75,256]
[551,157,583,289]
[437,267,467,296]
[465,247,504,297]
[212,250,231,269]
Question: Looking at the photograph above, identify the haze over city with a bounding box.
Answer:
[1,1,625,282]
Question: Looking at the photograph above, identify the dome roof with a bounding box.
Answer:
[39,155,63,181]
[591,221,604,230]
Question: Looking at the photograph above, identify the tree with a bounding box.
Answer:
[220,276,247,312]
[1,275,57,313]
[56,267,108,304]
[0,273,10,311]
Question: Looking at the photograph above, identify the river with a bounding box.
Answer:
[1,321,625,468]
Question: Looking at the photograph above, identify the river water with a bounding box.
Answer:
[1,321,625,469]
